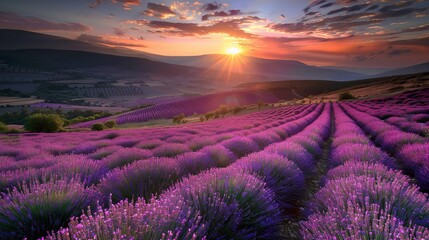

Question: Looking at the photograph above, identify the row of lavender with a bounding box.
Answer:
[45,101,333,239]
[0,103,322,239]
[301,103,429,238]
[348,89,429,135]
[50,96,429,239]
[73,91,279,128]
[348,101,429,136]
[1,94,428,239]
[340,101,429,191]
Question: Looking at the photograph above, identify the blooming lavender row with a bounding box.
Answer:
[340,102,429,191]
[44,104,334,239]
[349,89,429,119]
[1,104,327,239]
[328,104,396,169]
[348,100,429,136]
[2,104,314,190]
[97,104,326,204]
[301,103,429,239]
[0,104,316,192]
[72,90,280,127]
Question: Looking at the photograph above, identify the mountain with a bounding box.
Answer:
[0,49,211,76]
[376,61,429,77]
[237,72,429,100]
[147,54,366,81]
[0,29,158,59]
[0,49,268,84]
[0,29,366,81]
[320,66,391,75]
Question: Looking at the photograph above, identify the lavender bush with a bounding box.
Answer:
[0,178,102,239]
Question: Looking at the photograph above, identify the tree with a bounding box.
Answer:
[233,106,242,114]
[339,92,356,101]
[24,113,64,132]
[91,123,105,131]
[258,101,265,110]
[104,120,116,128]
[173,113,185,124]
[219,105,229,117]
[205,112,214,121]
[0,122,8,133]
[199,116,205,122]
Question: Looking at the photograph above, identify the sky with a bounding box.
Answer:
[1,0,429,68]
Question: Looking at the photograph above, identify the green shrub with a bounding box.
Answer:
[8,128,20,134]
[104,120,116,128]
[0,122,8,133]
[91,123,105,131]
[24,113,64,132]
[173,113,185,124]
[339,92,356,101]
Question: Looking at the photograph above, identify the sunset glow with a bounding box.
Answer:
[1,0,428,69]
[225,47,242,55]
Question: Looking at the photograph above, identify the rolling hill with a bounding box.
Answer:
[237,72,429,100]
[376,61,429,78]
[1,29,428,82]
[0,29,364,81]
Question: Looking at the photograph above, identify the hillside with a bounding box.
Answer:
[237,72,429,100]
[376,61,429,78]
[153,54,367,81]
[0,49,200,76]
[0,29,364,81]
[0,29,157,59]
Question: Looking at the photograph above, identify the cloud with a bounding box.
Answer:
[203,2,222,12]
[114,28,125,36]
[388,47,411,56]
[144,16,262,38]
[202,9,244,21]
[0,11,90,32]
[126,19,149,25]
[76,34,146,47]
[269,0,429,35]
[390,36,429,48]
[143,2,176,19]
[89,0,141,10]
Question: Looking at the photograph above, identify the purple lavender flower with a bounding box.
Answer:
[0,178,102,239]
[329,143,395,168]
[310,175,429,228]
[398,143,429,191]
[98,158,181,203]
[221,137,260,158]
[200,144,237,168]
[152,143,190,158]
[265,141,316,177]
[162,168,282,239]
[232,152,306,210]
[302,201,429,239]
[101,147,153,169]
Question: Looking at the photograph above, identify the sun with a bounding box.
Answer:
[225,47,242,55]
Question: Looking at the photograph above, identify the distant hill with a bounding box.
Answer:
[0,48,268,84]
[3,29,427,82]
[237,72,429,99]
[0,49,199,76]
[0,29,157,59]
[376,61,429,77]
[0,29,365,81]
[149,54,366,81]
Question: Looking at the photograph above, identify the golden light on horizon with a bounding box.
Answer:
[225,46,242,55]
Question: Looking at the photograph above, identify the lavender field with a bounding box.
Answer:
[0,88,427,239]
